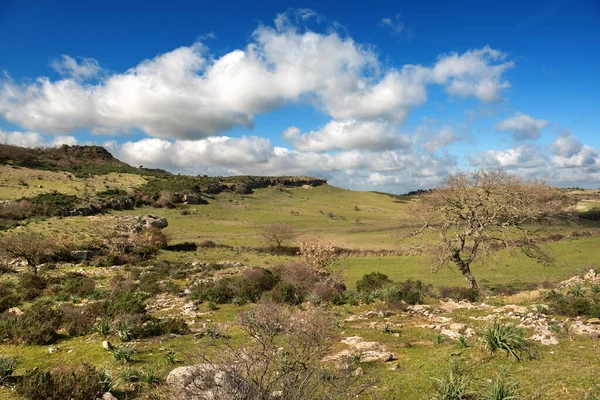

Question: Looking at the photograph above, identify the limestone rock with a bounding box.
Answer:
[167,364,258,400]
[8,307,23,316]
[323,336,397,364]
[102,341,113,351]
[103,393,118,400]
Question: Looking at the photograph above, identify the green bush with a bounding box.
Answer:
[0,294,20,313]
[356,272,393,293]
[18,273,47,301]
[17,364,108,400]
[14,302,63,345]
[0,355,16,384]
[56,272,96,299]
[59,303,106,336]
[545,290,600,318]
[272,282,302,305]
[191,278,237,304]
[107,288,148,316]
[438,286,481,302]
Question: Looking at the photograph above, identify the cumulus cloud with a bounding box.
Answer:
[468,133,600,187]
[103,135,456,191]
[283,120,411,152]
[0,129,77,148]
[431,46,513,102]
[549,132,599,170]
[496,112,548,140]
[469,145,547,169]
[0,13,513,142]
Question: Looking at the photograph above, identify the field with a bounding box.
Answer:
[0,164,600,399]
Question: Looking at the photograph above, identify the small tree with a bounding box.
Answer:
[411,169,573,292]
[260,224,296,248]
[0,231,57,275]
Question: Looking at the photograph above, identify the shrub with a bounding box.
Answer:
[191,279,237,304]
[272,282,302,305]
[276,260,317,296]
[438,286,481,302]
[107,288,148,316]
[18,273,47,300]
[16,302,63,345]
[0,355,16,384]
[186,302,373,399]
[481,320,531,361]
[0,294,20,313]
[17,364,108,400]
[544,290,600,318]
[238,268,279,302]
[356,272,393,293]
[59,303,104,336]
[298,240,338,275]
[167,241,198,252]
[159,317,189,335]
[56,272,96,299]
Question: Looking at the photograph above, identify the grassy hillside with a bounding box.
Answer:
[1,145,600,399]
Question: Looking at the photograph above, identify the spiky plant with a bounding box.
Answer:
[482,369,519,400]
[432,359,471,400]
[481,320,530,361]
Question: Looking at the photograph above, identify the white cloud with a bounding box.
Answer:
[379,13,409,36]
[0,14,513,143]
[496,112,548,140]
[549,132,599,170]
[469,145,548,169]
[104,135,457,191]
[283,120,411,152]
[0,129,77,148]
[50,55,102,81]
[431,46,513,102]
[419,125,463,152]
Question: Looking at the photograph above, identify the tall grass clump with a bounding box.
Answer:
[431,359,471,400]
[481,320,530,361]
[482,369,519,400]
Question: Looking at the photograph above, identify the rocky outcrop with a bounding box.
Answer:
[167,364,258,400]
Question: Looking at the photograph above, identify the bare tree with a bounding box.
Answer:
[260,224,297,248]
[0,231,58,274]
[411,169,573,292]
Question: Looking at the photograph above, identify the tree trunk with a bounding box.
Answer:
[452,256,480,293]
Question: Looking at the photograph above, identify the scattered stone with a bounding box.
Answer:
[102,341,113,351]
[48,347,59,353]
[8,307,23,316]
[103,392,118,400]
[324,336,397,364]
[449,323,467,333]
[587,318,600,325]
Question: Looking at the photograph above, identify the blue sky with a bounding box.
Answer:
[0,0,599,192]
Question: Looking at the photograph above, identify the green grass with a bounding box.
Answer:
[0,165,147,201]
